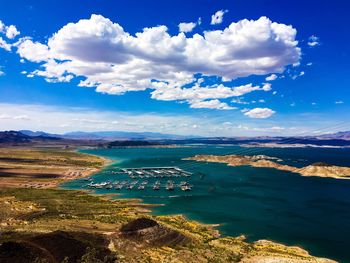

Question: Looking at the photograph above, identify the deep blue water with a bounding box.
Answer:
[61,146,350,262]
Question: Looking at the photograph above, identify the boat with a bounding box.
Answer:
[137,184,146,190]
[181,185,192,191]
[114,184,123,190]
[166,180,175,191]
[153,181,161,190]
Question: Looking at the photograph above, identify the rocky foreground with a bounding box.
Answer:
[185,154,350,179]
[0,188,336,263]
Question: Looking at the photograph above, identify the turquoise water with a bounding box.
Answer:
[61,146,350,262]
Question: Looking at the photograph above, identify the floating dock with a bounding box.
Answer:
[119,167,192,178]
[87,180,192,191]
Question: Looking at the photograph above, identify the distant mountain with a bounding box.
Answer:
[106,140,162,148]
[20,130,60,137]
[0,131,31,143]
[0,131,61,144]
[62,131,195,140]
[317,131,350,140]
[277,137,350,146]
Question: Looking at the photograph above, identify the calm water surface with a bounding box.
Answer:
[61,146,350,262]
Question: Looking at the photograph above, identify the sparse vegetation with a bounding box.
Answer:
[0,187,335,262]
[0,148,107,188]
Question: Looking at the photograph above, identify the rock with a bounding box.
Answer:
[120,217,191,247]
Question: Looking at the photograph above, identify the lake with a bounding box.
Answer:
[61,146,350,262]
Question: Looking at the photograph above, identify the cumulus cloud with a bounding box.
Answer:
[308,35,319,47]
[178,22,197,33]
[262,83,272,91]
[265,74,277,81]
[0,20,21,51]
[16,39,50,62]
[13,14,300,111]
[0,20,20,39]
[211,10,228,25]
[244,107,275,118]
[150,82,268,109]
[5,25,20,39]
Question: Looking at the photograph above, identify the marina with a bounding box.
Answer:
[107,166,192,178]
[88,166,194,191]
[87,179,192,191]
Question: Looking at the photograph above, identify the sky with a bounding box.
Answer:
[0,0,349,136]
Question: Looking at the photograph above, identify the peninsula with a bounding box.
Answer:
[185,154,350,179]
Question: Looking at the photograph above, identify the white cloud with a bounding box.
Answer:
[189,99,235,110]
[16,39,50,62]
[0,70,4,76]
[150,82,266,108]
[0,36,11,51]
[306,62,313,66]
[265,74,277,81]
[244,107,275,118]
[0,113,11,119]
[13,15,300,112]
[335,100,344,104]
[262,83,272,91]
[13,114,30,120]
[308,35,319,47]
[0,113,29,120]
[5,25,20,39]
[291,71,305,80]
[211,10,228,25]
[0,20,20,39]
[1,103,318,136]
[231,98,249,105]
[178,22,196,33]
[0,20,4,32]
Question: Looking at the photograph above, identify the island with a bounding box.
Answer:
[185,154,350,179]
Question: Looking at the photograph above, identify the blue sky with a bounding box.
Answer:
[0,0,349,136]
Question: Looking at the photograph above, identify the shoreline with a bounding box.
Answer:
[63,149,224,236]
[61,150,337,262]
[185,154,350,180]
[0,147,339,262]
[239,143,350,149]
